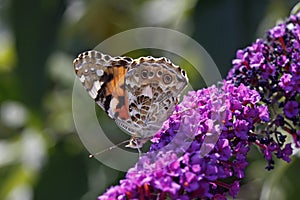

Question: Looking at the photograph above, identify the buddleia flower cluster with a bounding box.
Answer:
[227,10,300,170]
[99,82,270,199]
[98,9,300,200]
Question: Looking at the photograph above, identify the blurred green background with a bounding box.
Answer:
[0,0,299,199]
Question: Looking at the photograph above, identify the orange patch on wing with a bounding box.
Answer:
[106,66,130,120]
[116,100,129,119]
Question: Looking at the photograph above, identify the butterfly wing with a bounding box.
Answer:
[74,51,188,146]
[120,56,188,139]
[73,50,133,120]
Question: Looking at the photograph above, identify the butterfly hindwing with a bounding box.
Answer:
[121,56,188,138]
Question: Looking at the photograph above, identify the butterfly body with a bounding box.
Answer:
[73,50,188,149]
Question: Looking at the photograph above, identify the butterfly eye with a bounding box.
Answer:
[163,74,172,84]
[141,69,148,78]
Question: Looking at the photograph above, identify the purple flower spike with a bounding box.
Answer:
[99,81,269,199]
[227,9,300,170]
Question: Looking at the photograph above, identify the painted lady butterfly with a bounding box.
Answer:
[73,50,188,152]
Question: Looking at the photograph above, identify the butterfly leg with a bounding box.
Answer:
[137,146,142,157]
[175,107,192,115]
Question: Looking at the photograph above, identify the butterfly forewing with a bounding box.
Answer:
[73,51,132,120]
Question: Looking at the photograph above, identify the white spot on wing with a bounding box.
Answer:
[88,89,97,99]
[93,81,101,91]
[75,63,82,70]
[96,69,104,76]
[142,85,153,98]
[88,81,101,99]
[108,98,119,118]
[79,75,85,83]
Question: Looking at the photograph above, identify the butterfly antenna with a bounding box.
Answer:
[89,139,131,158]
[137,146,142,157]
